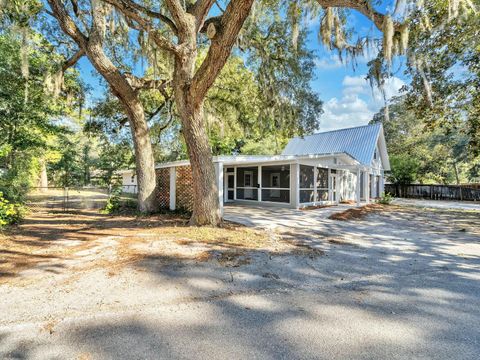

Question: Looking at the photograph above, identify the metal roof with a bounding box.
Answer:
[282,123,383,166]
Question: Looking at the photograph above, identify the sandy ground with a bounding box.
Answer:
[393,198,480,211]
[1,205,479,359]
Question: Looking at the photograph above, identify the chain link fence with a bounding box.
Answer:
[26,187,111,213]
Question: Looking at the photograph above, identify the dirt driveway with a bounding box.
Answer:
[1,205,479,359]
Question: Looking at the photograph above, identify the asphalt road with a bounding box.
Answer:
[1,206,479,359]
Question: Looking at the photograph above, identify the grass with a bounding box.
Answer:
[0,209,280,284]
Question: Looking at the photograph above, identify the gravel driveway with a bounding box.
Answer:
[1,205,479,359]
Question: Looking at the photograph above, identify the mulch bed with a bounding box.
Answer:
[328,203,395,221]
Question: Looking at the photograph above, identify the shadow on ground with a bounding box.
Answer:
[1,206,479,359]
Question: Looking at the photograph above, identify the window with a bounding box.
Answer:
[299,165,314,204]
[261,165,290,203]
[299,165,314,189]
[316,168,328,189]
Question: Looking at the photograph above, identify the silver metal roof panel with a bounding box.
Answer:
[282,123,382,166]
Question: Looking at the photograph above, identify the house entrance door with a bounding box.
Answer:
[330,174,338,203]
[225,173,235,202]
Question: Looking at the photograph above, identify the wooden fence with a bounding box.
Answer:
[384,184,480,201]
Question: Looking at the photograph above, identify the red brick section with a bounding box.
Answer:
[155,168,170,209]
[175,165,194,212]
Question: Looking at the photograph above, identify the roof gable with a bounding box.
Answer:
[282,123,387,166]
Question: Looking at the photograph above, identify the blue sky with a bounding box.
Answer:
[304,9,408,132]
[77,5,409,133]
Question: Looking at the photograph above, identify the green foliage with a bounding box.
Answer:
[389,154,420,185]
[403,2,479,157]
[376,192,393,205]
[0,192,23,228]
[102,190,122,214]
[0,30,85,199]
[0,153,39,203]
[102,188,137,214]
[373,95,476,184]
[243,10,323,139]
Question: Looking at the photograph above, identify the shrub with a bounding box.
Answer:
[101,188,138,214]
[102,191,121,214]
[0,192,23,228]
[377,192,394,205]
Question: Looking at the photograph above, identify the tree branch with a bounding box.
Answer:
[108,0,178,35]
[102,0,179,54]
[316,0,399,32]
[191,0,254,103]
[46,0,88,47]
[61,48,85,71]
[164,0,194,39]
[189,0,216,31]
[124,74,171,92]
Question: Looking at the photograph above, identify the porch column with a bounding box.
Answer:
[169,166,176,210]
[370,174,375,199]
[380,171,385,195]
[364,171,370,204]
[327,168,332,202]
[290,163,299,208]
[356,168,361,206]
[258,165,262,202]
[233,167,237,200]
[215,162,224,216]
[313,166,318,204]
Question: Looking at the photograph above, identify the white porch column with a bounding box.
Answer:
[380,171,385,195]
[169,167,176,210]
[338,170,344,202]
[364,171,370,204]
[215,162,224,216]
[258,165,262,202]
[290,163,299,208]
[370,174,375,197]
[314,166,318,204]
[233,166,237,200]
[356,168,361,206]
[327,168,332,202]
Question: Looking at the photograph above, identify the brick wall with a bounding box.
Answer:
[156,168,170,209]
[175,165,194,211]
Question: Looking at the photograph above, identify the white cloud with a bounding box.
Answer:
[319,95,375,132]
[319,74,406,131]
[341,74,405,101]
[314,55,344,70]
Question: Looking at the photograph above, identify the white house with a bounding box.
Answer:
[122,123,390,213]
[118,169,138,194]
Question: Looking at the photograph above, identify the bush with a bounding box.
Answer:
[0,192,23,228]
[101,188,138,214]
[377,192,394,205]
[389,154,420,185]
[102,191,121,214]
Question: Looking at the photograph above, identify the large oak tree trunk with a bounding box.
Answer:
[178,100,220,226]
[87,37,158,213]
[124,100,158,213]
[173,42,221,226]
